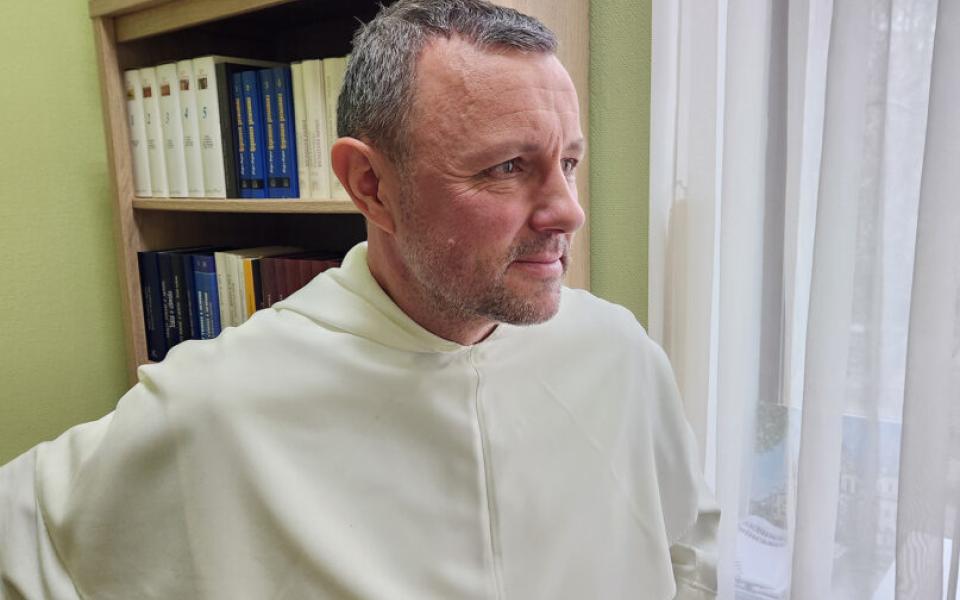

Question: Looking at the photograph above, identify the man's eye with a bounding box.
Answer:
[487,159,520,178]
[562,158,579,176]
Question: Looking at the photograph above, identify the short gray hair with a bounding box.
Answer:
[337,0,558,164]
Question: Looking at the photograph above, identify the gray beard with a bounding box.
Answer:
[398,229,569,327]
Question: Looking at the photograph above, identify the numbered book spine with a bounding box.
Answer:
[301,59,331,198]
[290,62,311,198]
[156,62,188,197]
[124,70,151,197]
[242,70,268,198]
[137,251,167,361]
[323,56,349,199]
[268,67,298,198]
[139,67,169,197]
[176,60,205,197]
[193,57,229,198]
[232,72,249,198]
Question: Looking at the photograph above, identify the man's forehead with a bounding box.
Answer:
[414,36,579,116]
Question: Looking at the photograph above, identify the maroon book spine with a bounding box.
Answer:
[260,257,277,308]
[284,257,301,300]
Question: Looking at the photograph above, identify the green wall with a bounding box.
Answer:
[0,2,129,464]
[589,0,651,324]
[0,1,652,465]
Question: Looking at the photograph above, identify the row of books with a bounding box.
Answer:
[137,246,343,361]
[124,55,350,200]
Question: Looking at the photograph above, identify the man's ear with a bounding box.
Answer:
[331,137,397,235]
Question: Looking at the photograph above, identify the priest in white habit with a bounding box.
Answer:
[0,0,719,598]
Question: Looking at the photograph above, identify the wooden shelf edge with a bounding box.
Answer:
[115,0,294,42]
[89,0,173,19]
[132,197,360,214]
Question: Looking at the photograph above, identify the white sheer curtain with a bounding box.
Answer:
[649,0,960,598]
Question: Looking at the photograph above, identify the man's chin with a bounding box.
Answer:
[490,285,562,326]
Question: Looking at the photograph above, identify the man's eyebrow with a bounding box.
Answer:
[565,137,586,156]
[466,137,587,164]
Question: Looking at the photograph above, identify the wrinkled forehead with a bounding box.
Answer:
[409,37,580,145]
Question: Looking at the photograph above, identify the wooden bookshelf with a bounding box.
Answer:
[132,197,358,214]
[89,0,591,382]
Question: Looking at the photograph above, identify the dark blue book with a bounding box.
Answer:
[179,253,202,341]
[137,251,168,362]
[159,246,217,351]
[211,60,277,198]
[192,253,222,339]
[242,70,268,198]
[156,251,184,349]
[265,67,299,198]
[232,72,249,196]
[252,257,269,311]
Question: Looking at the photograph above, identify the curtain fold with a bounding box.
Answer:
[791,0,874,595]
[895,1,960,597]
[649,0,955,598]
[713,1,777,596]
[657,0,725,466]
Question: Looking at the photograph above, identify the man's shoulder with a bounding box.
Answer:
[554,286,651,345]
[133,305,329,408]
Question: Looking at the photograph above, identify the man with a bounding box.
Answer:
[0,1,717,598]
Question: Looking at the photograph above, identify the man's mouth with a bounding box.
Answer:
[511,251,567,278]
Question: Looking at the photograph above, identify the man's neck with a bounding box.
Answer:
[366,244,497,346]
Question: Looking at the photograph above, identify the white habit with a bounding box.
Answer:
[0,242,718,599]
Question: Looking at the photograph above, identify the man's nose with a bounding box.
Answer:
[529,166,585,234]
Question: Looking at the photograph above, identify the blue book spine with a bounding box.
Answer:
[259,68,279,197]
[269,67,299,198]
[137,251,168,361]
[192,254,222,339]
[233,72,249,197]
[242,70,268,198]
[180,253,201,340]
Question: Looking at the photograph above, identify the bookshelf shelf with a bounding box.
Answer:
[114,0,291,42]
[90,0,590,381]
[88,0,170,19]
[132,197,359,214]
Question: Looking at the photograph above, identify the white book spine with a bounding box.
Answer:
[139,67,169,198]
[214,251,235,328]
[323,56,350,200]
[156,63,189,197]
[177,60,205,197]
[302,59,331,199]
[193,57,227,198]
[124,70,151,197]
[290,62,311,199]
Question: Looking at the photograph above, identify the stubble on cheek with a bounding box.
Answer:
[394,182,568,325]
